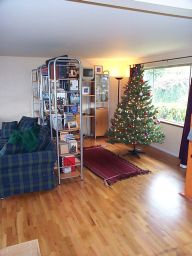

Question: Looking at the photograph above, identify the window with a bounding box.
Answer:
[144,65,191,126]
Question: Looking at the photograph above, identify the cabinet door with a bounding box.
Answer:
[95,108,108,137]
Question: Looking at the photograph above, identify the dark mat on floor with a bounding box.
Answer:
[83,146,150,185]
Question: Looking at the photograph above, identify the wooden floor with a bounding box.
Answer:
[1,138,192,256]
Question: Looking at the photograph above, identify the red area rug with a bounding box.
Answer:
[83,146,150,185]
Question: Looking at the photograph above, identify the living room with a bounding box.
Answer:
[0,0,192,255]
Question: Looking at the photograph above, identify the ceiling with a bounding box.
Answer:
[0,0,192,60]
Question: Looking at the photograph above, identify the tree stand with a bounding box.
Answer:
[127,144,145,158]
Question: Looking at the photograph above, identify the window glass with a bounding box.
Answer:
[144,66,191,125]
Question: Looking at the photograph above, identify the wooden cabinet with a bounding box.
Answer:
[93,107,108,137]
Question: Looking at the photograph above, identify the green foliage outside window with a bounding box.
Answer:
[144,66,191,125]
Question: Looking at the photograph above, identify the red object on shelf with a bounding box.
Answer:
[62,155,75,172]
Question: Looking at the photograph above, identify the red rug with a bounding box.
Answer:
[83,146,150,185]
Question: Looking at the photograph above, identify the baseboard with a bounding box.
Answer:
[150,144,178,157]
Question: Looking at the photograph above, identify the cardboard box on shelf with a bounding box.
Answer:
[59,143,69,154]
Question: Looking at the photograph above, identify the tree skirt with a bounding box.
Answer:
[83,146,150,185]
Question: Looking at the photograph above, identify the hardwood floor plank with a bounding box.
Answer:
[1,139,192,256]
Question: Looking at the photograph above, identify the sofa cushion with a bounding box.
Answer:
[18,116,38,131]
[0,138,8,150]
[36,125,51,151]
[0,142,25,157]
[1,121,18,139]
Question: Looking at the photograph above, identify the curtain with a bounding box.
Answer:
[179,78,192,166]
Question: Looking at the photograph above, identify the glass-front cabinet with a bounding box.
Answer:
[92,72,109,138]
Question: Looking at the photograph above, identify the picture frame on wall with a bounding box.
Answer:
[94,65,103,75]
[82,86,90,95]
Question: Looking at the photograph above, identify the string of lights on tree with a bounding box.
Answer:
[106,64,165,155]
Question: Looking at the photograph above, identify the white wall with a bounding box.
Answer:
[152,123,183,157]
[0,56,46,126]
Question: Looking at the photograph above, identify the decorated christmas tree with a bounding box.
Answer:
[106,64,165,156]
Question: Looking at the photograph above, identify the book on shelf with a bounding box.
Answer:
[65,135,75,143]
[69,80,79,90]
[60,131,69,141]
[63,105,78,114]
[68,140,78,154]
[51,114,63,130]
[41,66,48,76]
[60,133,75,143]
[69,93,80,105]
[63,113,76,128]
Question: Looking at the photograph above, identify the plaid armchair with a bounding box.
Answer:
[0,117,57,198]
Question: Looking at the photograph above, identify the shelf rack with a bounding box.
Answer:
[47,57,83,184]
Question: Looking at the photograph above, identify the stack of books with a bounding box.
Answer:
[59,132,78,154]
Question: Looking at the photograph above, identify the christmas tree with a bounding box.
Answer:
[106,64,165,156]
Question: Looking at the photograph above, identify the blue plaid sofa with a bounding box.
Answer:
[0,117,57,198]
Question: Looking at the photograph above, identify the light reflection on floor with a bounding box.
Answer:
[148,172,185,217]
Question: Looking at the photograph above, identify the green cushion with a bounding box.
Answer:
[8,125,40,153]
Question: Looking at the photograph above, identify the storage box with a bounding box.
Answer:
[62,166,71,174]
[59,143,69,154]
[62,155,75,172]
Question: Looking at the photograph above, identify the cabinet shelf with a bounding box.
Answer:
[82,94,95,97]
[54,167,81,180]
[82,115,95,118]
[60,170,81,180]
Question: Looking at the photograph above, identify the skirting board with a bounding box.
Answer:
[150,144,178,158]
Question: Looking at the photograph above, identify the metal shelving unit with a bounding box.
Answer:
[32,65,49,125]
[32,68,40,119]
[47,57,83,184]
